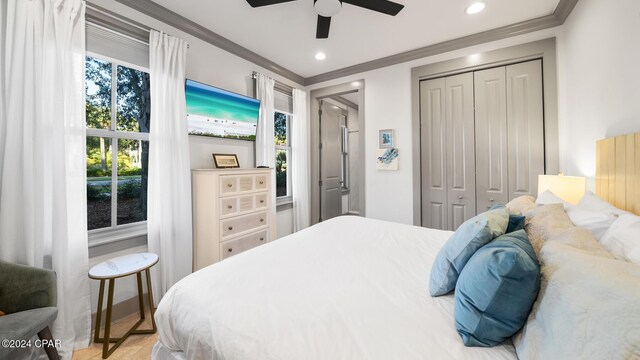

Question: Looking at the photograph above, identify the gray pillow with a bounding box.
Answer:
[429,205,510,296]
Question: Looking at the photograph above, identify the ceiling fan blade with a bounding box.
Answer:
[246,0,296,8]
[342,0,404,16]
[316,15,331,39]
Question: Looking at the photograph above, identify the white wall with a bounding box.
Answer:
[556,0,640,187]
[308,28,560,225]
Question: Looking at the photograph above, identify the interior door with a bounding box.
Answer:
[506,60,545,199]
[474,66,509,212]
[445,73,476,229]
[319,100,343,221]
[420,78,448,229]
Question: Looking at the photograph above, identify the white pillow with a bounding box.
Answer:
[599,214,640,264]
[565,206,616,241]
[577,191,628,216]
[535,190,571,208]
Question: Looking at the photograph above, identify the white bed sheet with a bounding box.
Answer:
[153,216,517,360]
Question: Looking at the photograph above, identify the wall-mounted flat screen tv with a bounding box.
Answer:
[185,79,260,141]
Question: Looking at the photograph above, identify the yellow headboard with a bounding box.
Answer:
[596,132,640,215]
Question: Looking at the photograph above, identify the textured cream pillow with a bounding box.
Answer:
[523,204,574,257]
[546,227,614,259]
[514,234,640,360]
[506,195,536,215]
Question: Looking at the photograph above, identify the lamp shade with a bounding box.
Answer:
[538,174,586,205]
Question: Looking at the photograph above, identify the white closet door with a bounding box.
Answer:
[506,60,545,199]
[445,73,476,230]
[420,78,448,229]
[474,67,509,212]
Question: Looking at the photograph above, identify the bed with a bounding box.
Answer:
[153,132,640,360]
[152,216,517,360]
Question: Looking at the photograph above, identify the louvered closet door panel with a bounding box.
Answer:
[445,73,476,230]
[506,60,545,200]
[420,78,448,229]
[474,67,509,212]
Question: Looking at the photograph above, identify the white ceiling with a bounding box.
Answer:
[151,0,560,78]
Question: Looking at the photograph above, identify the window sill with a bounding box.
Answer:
[276,196,293,211]
[88,222,148,248]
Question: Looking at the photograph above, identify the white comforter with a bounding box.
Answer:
[153,216,517,360]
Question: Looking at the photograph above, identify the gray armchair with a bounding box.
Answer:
[0,261,59,360]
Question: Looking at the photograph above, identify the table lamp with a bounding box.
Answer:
[538,174,586,205]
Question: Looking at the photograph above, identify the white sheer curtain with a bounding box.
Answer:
[0,0,91,358]
[254,73,276,220]
[292,89,310,231]
[254,73,275,168]
[147,30,192,300]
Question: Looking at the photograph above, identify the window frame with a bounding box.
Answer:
[274,110,293,206]
[85,52,151,245]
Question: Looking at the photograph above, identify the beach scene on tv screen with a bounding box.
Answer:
[186,80,260,140]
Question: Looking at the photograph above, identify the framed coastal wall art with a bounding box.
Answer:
[376,148,399,171]
[379,129,394,148]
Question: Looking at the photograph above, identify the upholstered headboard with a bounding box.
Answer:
[596,132,640,215]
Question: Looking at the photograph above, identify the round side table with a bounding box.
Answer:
[89,253,158,359]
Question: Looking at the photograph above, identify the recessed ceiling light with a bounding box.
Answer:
[465,1,486,15]
[351,81,361,87]
[315,52,327,61]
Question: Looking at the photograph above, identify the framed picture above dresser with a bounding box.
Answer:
[191,168,277,271]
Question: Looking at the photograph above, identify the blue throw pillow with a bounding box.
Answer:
[507,214,525,233]
[454,229,540,347]
[429,204,510,296]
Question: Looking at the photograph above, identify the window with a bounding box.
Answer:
[274,111,292,201]
[85,55,150,233]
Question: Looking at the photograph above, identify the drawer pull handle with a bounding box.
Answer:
[228,248,233,252]
[260,200,264,204]
[227,183,232,188]
[260,219,264,222]
[260,237,264,241]
[228,226,233,231]
[259,181,264,184]
[227,205,232,209]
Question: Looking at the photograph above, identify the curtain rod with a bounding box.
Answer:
[86,3,190,48]
[252,71,295,95]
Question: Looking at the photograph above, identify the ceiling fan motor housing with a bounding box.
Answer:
[314,0,342,17]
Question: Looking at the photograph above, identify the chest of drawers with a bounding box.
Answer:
[191,168,276,271]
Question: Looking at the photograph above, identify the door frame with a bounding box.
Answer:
[310,81,366,225]
[411,38,559,226]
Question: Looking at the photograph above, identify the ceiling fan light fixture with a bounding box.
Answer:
[314,0,342,17]
[465,1,486,15]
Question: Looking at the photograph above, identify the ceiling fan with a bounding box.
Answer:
[246,0,405,39]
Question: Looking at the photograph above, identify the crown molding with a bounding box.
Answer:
[111,0,579,86]
[553,0,580,23]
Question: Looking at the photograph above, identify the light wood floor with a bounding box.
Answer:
[72,310,157,360]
